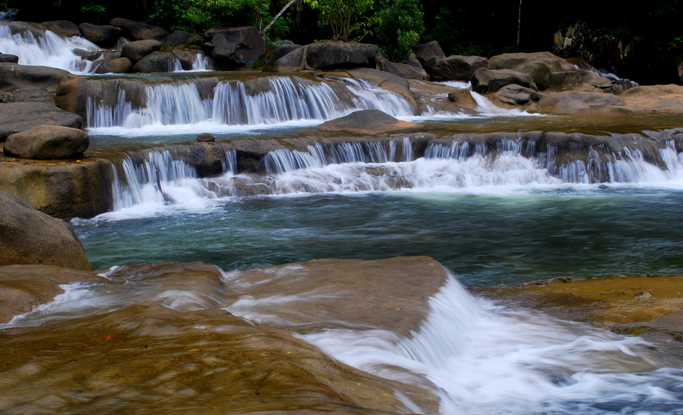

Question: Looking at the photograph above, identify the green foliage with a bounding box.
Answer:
[0,0,8,9]
[81,2,107,24]
[150,0,271,34]
[375,0,424,62]
[304,0,376,41]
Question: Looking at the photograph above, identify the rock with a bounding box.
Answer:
[41,20,80,37]
[495,84,543,106]
[73,48,102,61]
[405,53,423,70]
[0,192,91,271]
[4,125,89,159]
[122,39,162,64]
[635,291,652,301]
[378,58,427,80]
[166,30,192,46]
[472,68,538,93]
[305,42,381,70]
[197,133,215,142]
[265,46,305,72]
[185,34,204,47]
[346,68,418,112]
[0,102,83,141]
[0,64,72,91]
[109,18,169,42]
[317,109,416,134]
[262,44,302,72]
[620,85,683,113]
[429,55,488,82]
[408,80,478,114]
[78,23,121,47]
[95,57,132,74]
[0,53,19,63]
[412,41,445,70]
[132,51,177,73]
[536,91,625,113]
[208,26,265,70]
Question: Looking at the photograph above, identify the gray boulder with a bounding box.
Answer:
[167,30,192,46]
[0,192,91,271]
[317,109,415,134]
[412,41,445,70]
[41,20,80,37]
[430,55,488,82]
[95,57,132,74]
[472,68,538,93]
[78,23,121,47]
[262,44,302,72]
[0,53,19,63]
[132,51,177,73]
[266,47,305,72]
[378,58,427,80]
[0,64,72,91]
[488,52,584,91]
[495,84,543,105]
[4,125,89,159]
[197,133,216,142]
[122,39,162,64]
[208,26,265,69]
[109,18,169,42]
[0,102,83,141]
[305,42,381,70]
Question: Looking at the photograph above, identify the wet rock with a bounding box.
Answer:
[472,68,538,93]
[132,51,176,73]
[318,109,416,134]
[412,40,446,71]
[537,91,625,113]
[346,67,418,112]
[197,133,215,142]
[78,23,121,47]
[495,84,543,106]
[378,58,427,80]
[489,52,584,91]
[635,291,652,301]
[73,48,101,61]
[207,26,265,70]
[4,125,89,159]
[166,30,192,46]
[408,79,478,114]
[429,55,488,82]
[305,41,381,70]
[0,53,19,63]
[109,18,169,42]
[265,45,305,71]
[0,192,91,271]
[620,85,683,113]
[41,20,80,37]
[0,63,72,91]
[95,57,132,74]
[0,102,83,141]
[122,39,162,64]
[262,44,302,72]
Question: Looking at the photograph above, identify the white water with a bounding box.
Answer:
[0,22,101,73]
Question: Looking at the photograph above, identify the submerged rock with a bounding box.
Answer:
[318,109,416,134]
[0,192,91,271]
[4,125,89,159]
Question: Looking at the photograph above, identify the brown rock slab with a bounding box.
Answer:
[0,102,83,142]
[318,110,416,135]
[4,125,89,159]
[537,91,625,113]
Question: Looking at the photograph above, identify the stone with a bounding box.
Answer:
[317,109,416,134]
[197,133,216,142]
[95,57,132,74]
[166,30,192,46]
[305,41,381,70]
[0,192,91,271]
[378,58,427,80]
[429,55,488,82]
[0,102,83,141]
[78,23,121,47]
[412,41,445,70]
[0,53,19,63]
[262,44,302,72]
[207,26,265,70]
[620,85,683,113]
[495,84,543,106]
[0,64,72,91]
[132,51,177,73]
[41,20,80,37]
[536,91,625,113]
[185,34,204,47]
[265,46,305,72]
[346,68,418,112]
[122,39,162,64]
[472,68,538,93]
[488,52,581,91]
[109,18,169,42]
[4,125,89,159]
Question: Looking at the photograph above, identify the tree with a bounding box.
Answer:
[303,0,375,41]
[375,0,424,62]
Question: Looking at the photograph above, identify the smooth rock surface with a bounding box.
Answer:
[495,84,543,105]
[430,55,488,82]
[78,23,121,47]
[197,133,215,142]
[4,125,89,159]
[132,51,176,73]
[109,18,169,42]
[489,52,581,90]
[121,39,162,64]
[317,109,416,134]
[94,57,132,74]
[262,44,301,72]
[41,20,80,37]
[0,53,19,63]
[0,192,91,271]
[305,42,381,70]
[166,30,192,46]
[0,102,83,141]
[472,68,538,93]
[208,26,265,70]
[536,91,625,113]
[412,41,446,70]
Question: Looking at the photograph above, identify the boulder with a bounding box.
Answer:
[378,58,427,80]
[265,46,305,72]
[0,102,83,141]
[495,84,543,106]
[95,57,132,74]
[132,51,177,73]
[0,64,72,91]
[185,34,204,47]
[429,55,488,82]
[0,53,19,63]
[167,30,192,46]
[109,18,169,42]
[209,27,265,69]
[317,109,416,134]
[262,44,302,72]
[78,23,121,47]
[305,42,381,70]
[41,20,80,37]
[197,133,216,142]
[472,68,537,93]
[536,91,625,113]
[412,41,445,69]
[347,68,418,112]
[122,39,162,64]
[620,85,683,113]
[4,125,89,159]
[488,52,581,90]
[0,192,91,271]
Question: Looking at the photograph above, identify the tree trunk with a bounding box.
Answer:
[517,0,523,49]
[263,0,297,34]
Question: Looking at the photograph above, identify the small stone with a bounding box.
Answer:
[197,133,215,142]
[635,291,652,301]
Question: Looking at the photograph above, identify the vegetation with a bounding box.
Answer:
[80,2,106,24]
[303,0,376,41]
[374,0,424,62]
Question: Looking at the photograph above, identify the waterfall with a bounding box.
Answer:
[0,22,101,73]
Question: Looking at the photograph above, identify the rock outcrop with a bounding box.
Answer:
[265,41,382,72]
[412,41,446,71]
[109,18,169,42]
[41,20,80,37]
[0,102,83,141]
[0,53,19,63]
[122,39,163,64]
[488,52,585,90]
[0,192,91,271]
[472,68,538,93]
[78,23,121,47]
[132,51,177,73]
[317,109,416,134]
[3,125,89,159]
[536,91,625,113]
[95,57,132,74]
[204,26,264,70]
[429,55,488,82]
[494,84,543,106]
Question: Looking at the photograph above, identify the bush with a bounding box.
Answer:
[304,0,376,41]
[150,0,272,34]
[375,0,424,62]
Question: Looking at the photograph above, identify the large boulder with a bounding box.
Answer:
[132,51,177,73]
[109,18,169,42]
[488,52,583,91]
[265,46,305,72]
[262,44,302,72]
[620,85,683,113]
[0,63,72,91]
[305,42,381,70]
[429,55,488,82]
[95,57,132,74]
[494,84,543,106]
[411,41,445,70]
[346,68,418,112]
[4,125,89,159]
[536,91,625,113]
[318,109,416,134]
[472,68,538,93]
[378,58,427,80]
[0,53,19,63]
[0,102,83,141]
[166,30,192,46]
[78,23,121,47]
[208,26,265,69]
[41,20,80,37]
[0,192,91,271]
[122,39,162,64]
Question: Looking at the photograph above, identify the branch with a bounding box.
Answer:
[263,0,298,34]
